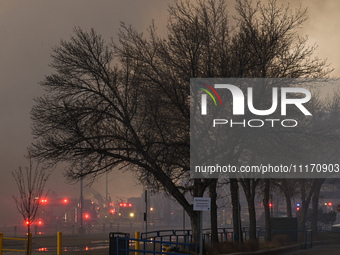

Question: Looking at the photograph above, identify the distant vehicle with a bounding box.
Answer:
[117,202,135,221]
[37,197,98,227]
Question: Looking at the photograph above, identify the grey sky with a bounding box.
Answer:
[1,0,340,226]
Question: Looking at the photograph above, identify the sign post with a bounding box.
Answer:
[194,197,211,255]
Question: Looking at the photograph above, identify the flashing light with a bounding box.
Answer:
[269,203,273,208]
[84,213,90,219]
[296,203,300,207]
[110,209,115,214]
[119,203,131,207]
[63,198,68,204]
[25,220,30,226]
[328,202,332,206]
[130,213,135,218]
[40,199,48,203]
[297,207,300,211]
[38,220,43,225]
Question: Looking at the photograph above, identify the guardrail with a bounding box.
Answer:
[0,233,32,255]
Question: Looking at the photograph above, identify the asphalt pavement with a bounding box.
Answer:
[287,244,340,255]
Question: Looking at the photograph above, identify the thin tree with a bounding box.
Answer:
[12,158,50,247]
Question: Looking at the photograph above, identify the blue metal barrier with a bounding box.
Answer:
[114,236,199,255]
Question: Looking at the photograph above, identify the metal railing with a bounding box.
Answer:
[0,233,32,255]
[111,234,199,255]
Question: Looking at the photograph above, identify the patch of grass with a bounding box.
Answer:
[205,240,260,255]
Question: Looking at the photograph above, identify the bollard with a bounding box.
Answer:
[57,232,62,255]
[135,231,140,255]
[28,233,32,255]
[0,233,3,255]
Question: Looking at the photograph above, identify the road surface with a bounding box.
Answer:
[288,244,340,255]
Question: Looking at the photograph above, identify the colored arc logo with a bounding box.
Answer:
[198,82,222,106]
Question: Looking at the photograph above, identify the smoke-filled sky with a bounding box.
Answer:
[1,0,340,226]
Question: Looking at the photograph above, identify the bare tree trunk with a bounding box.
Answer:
[284,190,293,218]
[189,210,201,245]
[311,179,324,233]
[209,179,219,244]
[240,179,259,240]
[26,225,30,255]
[299,180,316,231]
[230,179,242,243]
[248,198,257,240]
[263,179,271,241]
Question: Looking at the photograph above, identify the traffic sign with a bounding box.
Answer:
[193,197,211,211]
[336,204,340,212]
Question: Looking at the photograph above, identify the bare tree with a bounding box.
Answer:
[12,158,50,237]
[29,0,334,244]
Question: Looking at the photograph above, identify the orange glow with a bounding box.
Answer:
[128,203,132,207]
[328,202,332,206]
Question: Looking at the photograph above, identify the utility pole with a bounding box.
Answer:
[106,172,109,204]
[79,156,84,234]
[145,189,148,233]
